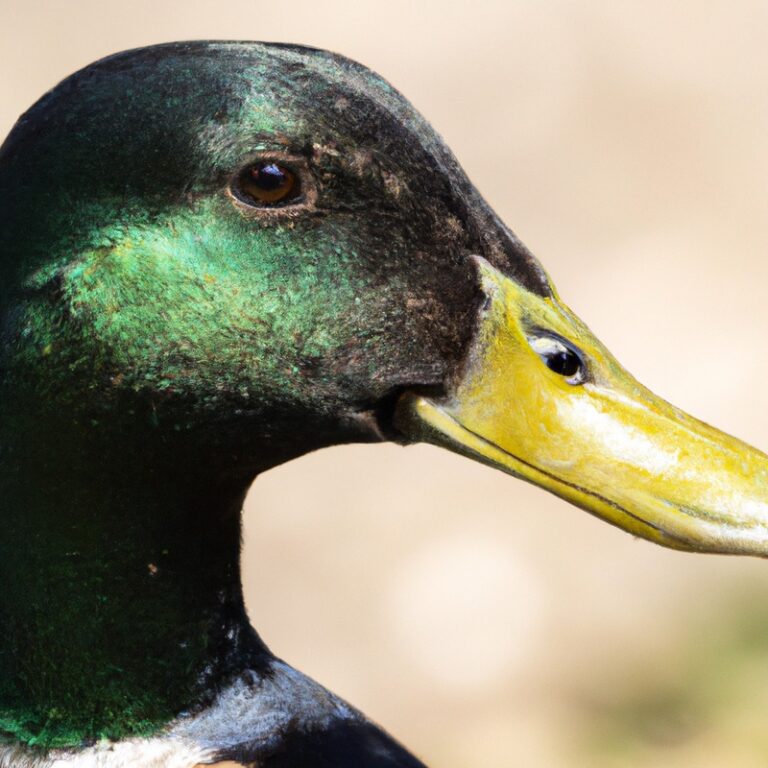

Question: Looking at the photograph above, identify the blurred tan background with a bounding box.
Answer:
[2,1,768,765]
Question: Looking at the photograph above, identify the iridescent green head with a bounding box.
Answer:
[0,41,548,474]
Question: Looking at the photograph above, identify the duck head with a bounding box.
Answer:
[3,38,768,750]
[2,41,768,555]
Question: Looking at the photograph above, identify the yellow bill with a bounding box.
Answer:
[396,256,768,556]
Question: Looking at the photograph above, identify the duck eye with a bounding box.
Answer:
[528,334,586,383]
[236,162,301,206]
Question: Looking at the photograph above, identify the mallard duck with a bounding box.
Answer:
[0,40,766,767]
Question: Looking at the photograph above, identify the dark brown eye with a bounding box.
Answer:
[237,162,301,206]
[528,334,587,384]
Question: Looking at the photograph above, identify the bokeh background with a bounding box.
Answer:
[2,1,768,765]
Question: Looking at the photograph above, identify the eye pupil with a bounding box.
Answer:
[545,348,580,377]
[250,163,287,191]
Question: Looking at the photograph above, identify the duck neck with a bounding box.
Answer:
[0,390,271,749]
